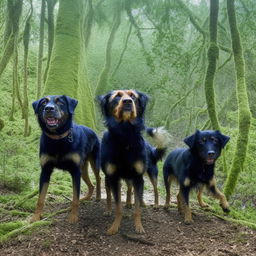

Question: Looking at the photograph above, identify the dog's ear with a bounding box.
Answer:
[63,95,78,114]
[97,93,111,117]
[215,130,230,148]
[184,130,200,148]
[32,98,44,114]
[136,91,149,116]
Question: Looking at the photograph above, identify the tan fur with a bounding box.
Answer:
[183,177,191,187]
[63,153,81,165]
[110,90,138,122]
[40,154,56,166]
[106,163,117,175]
[133,161,144,175]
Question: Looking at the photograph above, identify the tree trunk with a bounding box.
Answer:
[224,0,251,199]
[125,0,153,70]
[204,0,220,130]
[110,23,132,80]
[43,0,57,83]
[95,4,121,95]
[9,43,18,121]
[84,0,93,49]
[23,1,32,137]
[43,0,96,129]
[36,0,46,99]
[0,0,22,77]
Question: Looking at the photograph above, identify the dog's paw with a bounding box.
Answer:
[68,213,78,224]
[95,196,101,202]
[200,202,209,208]
[153,204,159,210]
[135,224,145,234]
[30,214,41,223]
[184,220,194,225]
[163,204,170,210]
[107,225,119,235]
[184,218,194,225]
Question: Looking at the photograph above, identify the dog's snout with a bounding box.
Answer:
[45,104,55,112]
[207,150,215,157]
[123,98,132,104]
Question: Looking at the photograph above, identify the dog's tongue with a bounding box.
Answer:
[46,118,58,126]
[206,158,215,165]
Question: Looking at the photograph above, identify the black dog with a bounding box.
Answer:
[163,130,230,224]
[98,90,169,235]
[31,95,101,223]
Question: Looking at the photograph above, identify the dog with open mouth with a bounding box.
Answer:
[98,89,169,235]
[31,95,101,223]
[163,130,230,224]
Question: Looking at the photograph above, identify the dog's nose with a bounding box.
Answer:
[45,105,55,112]
[207,151,215,157]
[123,99,132,104]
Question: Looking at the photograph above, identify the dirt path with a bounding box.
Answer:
[0,199,255,256]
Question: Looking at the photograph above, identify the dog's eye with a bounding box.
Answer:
[55,98,64,105]
[56,100,64,105]
[211,137,218,143]
[42,99,48,105]
[130,94,137,100]
[200,137,207,144]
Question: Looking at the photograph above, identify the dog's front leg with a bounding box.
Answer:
[208,177,230,213]
[69,168,81,223]
[125,179,133,208]
[104,176,112,216]
[107,178,122,235]
[197,184,209,208]
[180,186,193,224]
[133,176,145,233]
[31,166,53,222]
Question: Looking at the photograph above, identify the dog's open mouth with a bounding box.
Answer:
[46,117,59,127]
[206,158,215,165]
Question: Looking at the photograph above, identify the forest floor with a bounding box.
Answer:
[0,187,256,256]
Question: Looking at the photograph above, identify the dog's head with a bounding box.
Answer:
[184,130,230,165]
[32,95,78,133]
[98,90,149,122]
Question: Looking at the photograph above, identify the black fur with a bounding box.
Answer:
[163,130,230,223]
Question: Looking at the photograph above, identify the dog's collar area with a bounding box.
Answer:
[44,128,73,142]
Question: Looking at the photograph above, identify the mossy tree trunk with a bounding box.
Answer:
[0,0,22,77]
[43,0,57,84]
[23,1,32,137]
[224,0,251,199]
[43,0,96,129]
[36,0,46,99]
[95,2,122,95]
[8,0,23,121]
[204,0,220,130]
[110,23,132,80]
[84,0,93,49]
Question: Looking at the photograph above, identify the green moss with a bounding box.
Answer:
[0,208,30,217]
[224,0,251,199]
[0,220,51,244]
[0,221,25,236]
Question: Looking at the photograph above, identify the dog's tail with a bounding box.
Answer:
[146,127,171,161]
